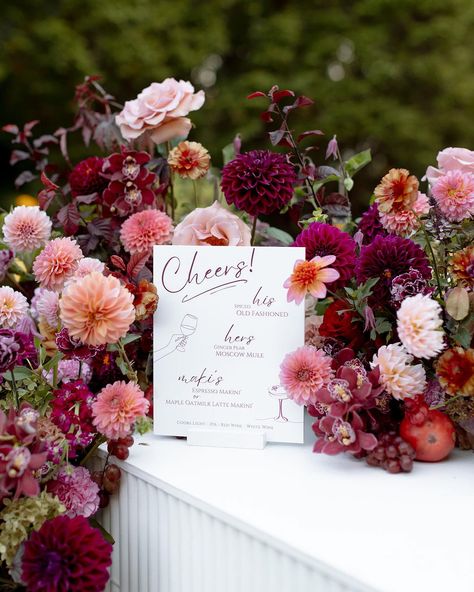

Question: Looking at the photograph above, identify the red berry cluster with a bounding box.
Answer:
[365,431,415,474]
[92,435,134,508]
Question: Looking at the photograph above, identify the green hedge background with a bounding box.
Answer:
[1,0,474,213]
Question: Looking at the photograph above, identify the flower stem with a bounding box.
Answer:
[10,370,19,408]
[78,361,83,380]
[251,216,258,246]
[420,221,443,298]
[117,340,138,383]
[193,180,199,209]
[79,435,107,467]
[166,141,175,221]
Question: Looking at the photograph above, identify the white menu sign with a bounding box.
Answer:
[153,245,305,443]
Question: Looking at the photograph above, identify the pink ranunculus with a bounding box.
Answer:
[425,147,474,184]
[116,78,205,145]
[172,201,251,246]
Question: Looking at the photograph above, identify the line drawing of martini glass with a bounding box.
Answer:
[267,384,289,422]
[177,314,198,352]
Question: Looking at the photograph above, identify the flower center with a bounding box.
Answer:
[204,236,228,246]
[122,157,140,180]
[296,367,313,382]
[293,261,319,288]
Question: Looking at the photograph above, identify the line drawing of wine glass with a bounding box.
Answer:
[177,314,198,352]
[267,384,289,422]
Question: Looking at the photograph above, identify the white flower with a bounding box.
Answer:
[36,289,60,328]
[371,343,426,400]
[397,294,445,359]
[3,206,52,253]
[0,286,28,328]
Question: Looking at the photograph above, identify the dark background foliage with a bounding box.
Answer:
[1,0,474,213]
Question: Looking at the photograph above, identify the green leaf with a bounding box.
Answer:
[120,333,142,346]
[265,226,294,245]
[344,149,372,177]
[89,518,115,545]
[312,174,340,193]
[43,352,63,372]
[343,177,354,192]
[452,325,472,348]
[222,142,235,165]
[116,357,129,377]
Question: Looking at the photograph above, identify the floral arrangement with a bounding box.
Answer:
[0,75,472,589]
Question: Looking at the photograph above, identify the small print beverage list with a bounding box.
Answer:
[153,245,305,443]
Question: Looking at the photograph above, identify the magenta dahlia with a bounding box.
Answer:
[69,157,107,198]
[21,515,112,592]
[221,150,297,217]
[357,203,388,245]
[292,222,356,289]
[356,235,432,305]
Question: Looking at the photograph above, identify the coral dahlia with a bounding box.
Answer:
[449,245,474,288]
[436,347,474,397]
[0,286,28,328]
[221,150,297,217]
[284,256,340,304]
[60,272,135,346]
[120,209,173,254]
[168,141,211,179]
[374,168,419,214]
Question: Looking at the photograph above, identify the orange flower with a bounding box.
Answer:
[449,245,474,288]
[59,272,135,346]
[168,141,210,180]
[436,347,474,397]
[374,168,419,214]
[284,256,340,304]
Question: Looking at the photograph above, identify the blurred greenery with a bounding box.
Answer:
[1,0,474,214]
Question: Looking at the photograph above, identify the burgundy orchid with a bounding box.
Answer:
[0,405,47,500]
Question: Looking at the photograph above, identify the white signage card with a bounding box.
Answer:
[153,245,305,443]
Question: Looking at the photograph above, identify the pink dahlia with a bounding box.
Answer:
[292,222,356,289]
[279,346,333,405]
[284,256,340,304]
[120,209,173,254]
[21,515,112,592]
[92,380,149,440]
[33,237,83,291]
[0,286,28,328]
[3,206,52,253]
[221,150,297,217]
[35,289,59,328]
[59,272,135,346]
[431,170,474,222]
[68,156,107,198]
[356,235,432,305]
[46,466,99,518]
[379,192,430,237]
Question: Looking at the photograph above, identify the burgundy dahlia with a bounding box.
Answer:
[21,515,112,592]
[356,234,432,306]
[69,157,108,198]
[292,222,356,289]
[357,203,387,245]
[221,150,297,217]
[55,328,104,361]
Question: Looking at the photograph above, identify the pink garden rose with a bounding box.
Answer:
[116,78,205,145]
[425,147,474,184]
[172,201,251,246]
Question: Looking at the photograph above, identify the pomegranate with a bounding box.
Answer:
[400,399,456,462]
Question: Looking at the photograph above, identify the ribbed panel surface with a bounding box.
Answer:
[95,466,371,592]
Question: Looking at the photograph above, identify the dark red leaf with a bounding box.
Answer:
[110,255,127,272]
[10,150,30,165]
[295,96,314,108]
[55,128,71,165]
[57,202,81,236]
[87,219,114,242]
[40,170,60,191]
[74,192,99,205]
[38,189,57,211]
[297,130,324,143]
[33,135,58,148]
[14,170,37,188]
[260,111,274,123]
[272,90,295,103]
[268,129,286,146]
[247,91,266,100]
[2,124,19,135]
[127,251,150,280]
[23,120,40,135]
[321,192,351,218]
